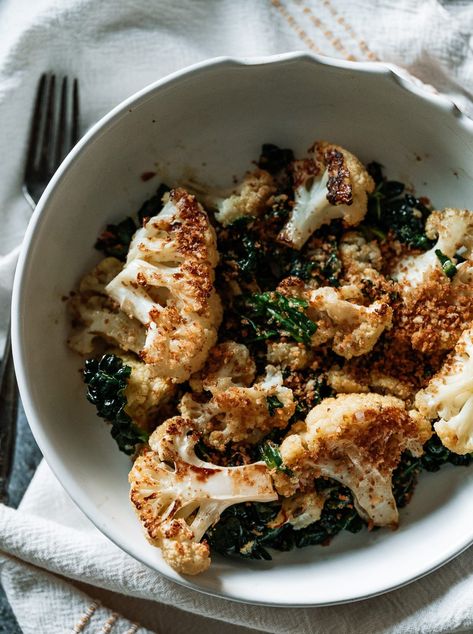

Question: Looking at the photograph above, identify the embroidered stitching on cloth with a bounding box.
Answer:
[72,601,99,633]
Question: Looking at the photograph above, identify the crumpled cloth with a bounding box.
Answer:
[2,0,473,632]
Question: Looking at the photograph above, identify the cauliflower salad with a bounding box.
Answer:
[68,141,473,575]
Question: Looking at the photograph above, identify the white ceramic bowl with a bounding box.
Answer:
[12,52,473,607]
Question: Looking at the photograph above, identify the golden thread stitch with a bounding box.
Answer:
[101,612,119,633]
[271,0,325,55]
[124,625,139,634]
[71,600,99,633]
[321,0,380,61]
[294,0,356,60]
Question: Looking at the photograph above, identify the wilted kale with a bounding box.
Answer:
[421,433,473,470]
[237,291,317,345]
[205,501,290,560]
[83,354,148,454]
[94,217,137,261]
[208,429,473,561]
[435,249,458,279]
[363,161,433,249]
[95,184,169,260]
[206,480,363,561]
[392,433,473,508]
[136,183,170,224]
[266,395,284,417]
[258,143,294,176]
[260,441,292,475]
[219,213,316,290]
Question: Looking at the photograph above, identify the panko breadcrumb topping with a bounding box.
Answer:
[69,140,473,577]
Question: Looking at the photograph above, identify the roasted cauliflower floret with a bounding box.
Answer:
[189,341,256,393]
[269,491,326,530]
[339,231,383,285]
[180,364,295,451]
[129,417,277,575]
[394,208,473,287]
[206,168,276,226]
[68,257,145,355]
[278,141,374,250]
[266,341,313,371]
[415,328,473,454]
[105,188,222,381]
[121,353,176,431]
[274,393,431,527]
[307,285,392,359]
[327,365,414,402]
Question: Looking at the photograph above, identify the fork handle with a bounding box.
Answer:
[0,321,18,505]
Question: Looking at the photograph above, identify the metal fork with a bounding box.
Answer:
[0,74,80,504]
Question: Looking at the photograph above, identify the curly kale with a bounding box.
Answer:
[362,161,433,250]
[237,291,317,345]
[260,441,292,475]
[257,143,294,196]
[94,217,137,261]
[83,354,148,455]
[206,480,363,561]
[95,184,170,260]
[266,395,284,417]
[258,143,294,176]
[392,433,473,508]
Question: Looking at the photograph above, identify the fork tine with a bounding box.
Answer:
[23,74,47,181]
[55,77,68,168]
[71,78,79,147]
[38,74,56,177]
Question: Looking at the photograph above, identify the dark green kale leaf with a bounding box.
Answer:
[94,217,137,261]
[95,184,170,261]
[293,481,364,549]
[392,451,422,508]
[260,441,292,475]
[237,291,317,345]
[83,354,148,454]
[421,433,473,470]
[258,143,294,176]
[205,502,288,560]
[266,395,284,417]
[206,481,363,561]
[137,183,170,224]
[320,244,342,287]
[362,162,433,250]
[392,433,473,508]
[435,249,458,279]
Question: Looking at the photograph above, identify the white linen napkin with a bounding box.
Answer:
[2,0,473,632]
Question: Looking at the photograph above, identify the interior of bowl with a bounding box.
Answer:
[12,53,473,606]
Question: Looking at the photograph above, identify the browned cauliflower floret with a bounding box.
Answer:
[339,231,383,285]
[415,328,473,454]
[189,341,256,393]
[105,189,222,382]
[274,393,431,527]
[278,141,374,250]
[121,353,176,431]
[307,285,392,359]
[68,257,145,355]
[327,366,414,402]
[268,490,326,530]
[266,341,313,371]
[180,364,295,451]
[129,417,277,575]
[206,168,276,226]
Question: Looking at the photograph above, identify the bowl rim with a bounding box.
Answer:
[11,50,473,608]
